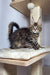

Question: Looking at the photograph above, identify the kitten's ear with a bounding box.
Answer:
[37,17,42,25]
[30,17,35,27]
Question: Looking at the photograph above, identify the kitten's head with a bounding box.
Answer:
[30,17,42,34]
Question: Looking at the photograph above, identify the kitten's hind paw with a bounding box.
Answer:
[33,46,40,50]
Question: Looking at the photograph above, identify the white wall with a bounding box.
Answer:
[0,0,50,75]
[0,0,29,49]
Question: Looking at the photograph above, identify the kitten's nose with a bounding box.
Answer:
[34,23,37,26]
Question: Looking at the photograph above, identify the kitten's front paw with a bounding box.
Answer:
[34,47,40,50]
[33,44,40,50]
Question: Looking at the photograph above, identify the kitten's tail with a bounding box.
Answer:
[8,22,19,36]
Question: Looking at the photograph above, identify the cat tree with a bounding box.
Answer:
[0,0,50,75]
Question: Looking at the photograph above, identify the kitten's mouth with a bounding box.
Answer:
[32,30,39,33]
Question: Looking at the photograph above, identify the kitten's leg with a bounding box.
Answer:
[34,43,40,50]
[23,42,33,48]
[10,43,20,49]
[20,43,32,48]
[10,45,17,49]
[23,45,32,48]
[28,40,41,50]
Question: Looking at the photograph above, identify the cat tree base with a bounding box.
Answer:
[0,52,49,75]
[31,60,42,75]
[3,60,42,75]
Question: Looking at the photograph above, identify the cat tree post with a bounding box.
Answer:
[27,3,42,45]
[27,3,42,75]
[31,60,42,75]
[30,6,42,45]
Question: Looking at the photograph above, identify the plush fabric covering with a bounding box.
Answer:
[0,48,50,60]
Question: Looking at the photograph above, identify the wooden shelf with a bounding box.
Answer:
[0,52,49,66]
[10,0,30,17]
[10,0,50,17]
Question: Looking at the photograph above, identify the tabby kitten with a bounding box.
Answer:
[8,18,42,50]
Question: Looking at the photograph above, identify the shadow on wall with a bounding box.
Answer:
[42,15,50,22]
[42,15,50,47]
[42,15,50,66]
